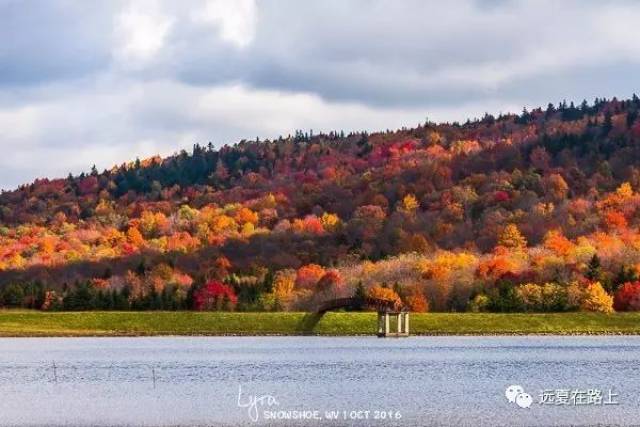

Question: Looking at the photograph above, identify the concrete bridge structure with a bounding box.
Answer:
[315,297,410,337]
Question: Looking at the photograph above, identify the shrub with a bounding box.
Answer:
[566,281,585,310]
[516,282,568,312]
[516,283,543,311]
[41,290,63,311]
[487,281,524,312]
[468,294,490,312]
[540,283,569,311]
[1,284,25,307]
[580,282,614,314]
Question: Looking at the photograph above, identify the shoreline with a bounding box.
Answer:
[2,310,640,337]
[1,332,640,338]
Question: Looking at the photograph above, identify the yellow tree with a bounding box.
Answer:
[400,194,419,213]
[498,224,527,250]
[139,211,170,238]
[580,282,614,314]
[273,270,296,303]
[616,182,633,199]
[321,212,340,231]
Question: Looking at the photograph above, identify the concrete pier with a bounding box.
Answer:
[377,310,409,337]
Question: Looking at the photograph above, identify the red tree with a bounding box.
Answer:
[614,281,640,311]
[316,270,344,296]
[193,280,238,311]
[493,191,510,203]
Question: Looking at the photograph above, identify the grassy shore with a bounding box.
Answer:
[1,310,640,336]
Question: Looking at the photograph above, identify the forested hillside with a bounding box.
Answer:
[2,96,640,313]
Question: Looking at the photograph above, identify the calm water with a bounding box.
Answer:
[0,336,639,426]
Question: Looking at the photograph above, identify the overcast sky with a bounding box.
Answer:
[1,0,639,189]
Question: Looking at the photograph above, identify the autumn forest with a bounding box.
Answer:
[3,96,640,314]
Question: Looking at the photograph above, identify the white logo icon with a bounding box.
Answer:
[505,385,524,403]
[505,385,532,408]
[515,392,533,408]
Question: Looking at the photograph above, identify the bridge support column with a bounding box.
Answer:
[385,313,390,335]
[377,311,389,337]
[377,311,409,337]
[403,312,409,336]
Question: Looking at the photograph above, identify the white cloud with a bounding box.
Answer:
[0,106,40,142]
[195,0,257,48]
[3,0,640,189]
[597,5,640,57]
[0,77,519,189]
[113,0,174,65]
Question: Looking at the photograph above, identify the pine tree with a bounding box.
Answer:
[586,254,602,282]
[353,282,367,311]
[627,110,638,129]
[603,111,613,134]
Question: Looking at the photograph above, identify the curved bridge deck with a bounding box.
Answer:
[315,296,404,314]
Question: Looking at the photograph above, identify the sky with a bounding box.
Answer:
[1,0,640,189]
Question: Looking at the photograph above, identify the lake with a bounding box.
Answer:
[0,336,639,426]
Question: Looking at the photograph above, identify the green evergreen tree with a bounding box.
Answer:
[611,265,638,293]
[2,283,25,307]
[64,281,96,311]
[603,111,613,134]
[586,254,603,282]
[353,282,367,311]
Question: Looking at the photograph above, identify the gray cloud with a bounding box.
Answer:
[0,0,116,85]
[0,0,639,188]
[170,0,640,107]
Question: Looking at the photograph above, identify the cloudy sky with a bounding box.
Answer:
[1,0,639,189]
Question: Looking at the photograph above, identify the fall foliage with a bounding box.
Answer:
[614,281,640,311]
[368,285,401,307]
[1,96,640,312]
[194,280,238,311]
